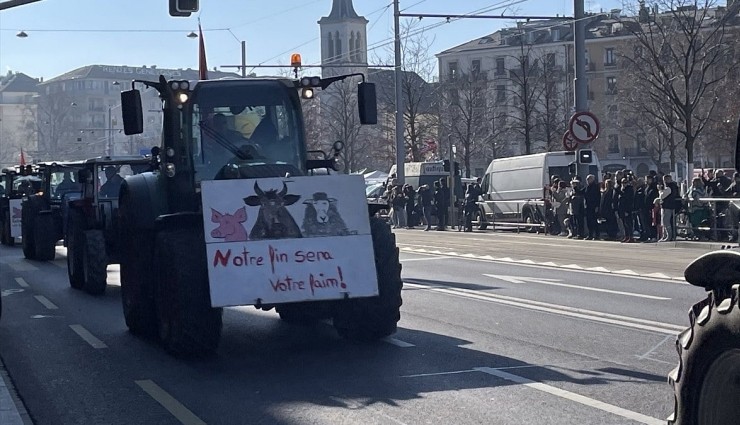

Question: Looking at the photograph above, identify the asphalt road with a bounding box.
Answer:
[0,230,715,425]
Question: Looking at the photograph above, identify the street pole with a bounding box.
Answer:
[573,0,588,112]
[107,106,112,156]
[393,0,405,185]
[449,140,455,230]
[241,41,247,77]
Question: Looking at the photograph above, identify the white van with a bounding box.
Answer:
[476,151,600,230]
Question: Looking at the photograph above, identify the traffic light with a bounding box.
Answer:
[443,159,450,172]
[169,0,198,17]
[578,149,593,164]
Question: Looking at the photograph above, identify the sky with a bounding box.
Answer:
[0,0,624,81]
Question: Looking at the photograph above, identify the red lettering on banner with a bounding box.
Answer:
[213,248,263,268]
[213,249,231,267]
[269,245,288,273]
[294,250,334,263]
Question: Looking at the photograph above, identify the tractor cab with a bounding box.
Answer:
[0,165,42,245]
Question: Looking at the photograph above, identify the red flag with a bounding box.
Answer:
[19,148,26,166]
[198,22,208,80]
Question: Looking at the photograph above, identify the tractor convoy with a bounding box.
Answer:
[2,67,736,425]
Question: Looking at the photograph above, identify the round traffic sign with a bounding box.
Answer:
[562,131,578,151]
[568,112,600,143]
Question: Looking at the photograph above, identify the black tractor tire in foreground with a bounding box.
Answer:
[118,192,158,337]
[21,197,42,259]
[32,214,57,261]
[155,228,222,358]
[82,229,108,295]
[332,217,402,341]
[668,284,740,425]
[66,210,85,289]
[1,210,14,246]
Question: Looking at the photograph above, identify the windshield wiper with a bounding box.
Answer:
[198,121,252,160]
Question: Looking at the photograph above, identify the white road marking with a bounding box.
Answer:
[1,289,24,296]
[7,262,38,272]
[33,295,58,310]
[475,367,664,425]
[69,325,108,349]
[586,266,610,273]
[14,277,29,288]
[135,380,206,425]
[400,256,453,262]
[483,274,671,300]
[612,269,639,275]
[638,335,674,359]
[382,337,415,348]
[404,282,684,334]
[401,369,478,378]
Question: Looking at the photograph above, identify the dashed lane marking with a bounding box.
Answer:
[69,325,108,349]
[33,295,58,310]
[404,282,684,335]
[382,337,415,348]
[399,247,686,282]
[6,262,38,272]
[482,274,671,300]
[475,367,664,425]
[14,277,29,288]
[135,380,206,425]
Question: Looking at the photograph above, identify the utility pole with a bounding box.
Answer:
[221,41,247,77]
[393,0,405,185]
[573,0,587,112]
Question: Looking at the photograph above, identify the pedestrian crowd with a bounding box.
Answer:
[546,168,740,243]
[382,175,463,232]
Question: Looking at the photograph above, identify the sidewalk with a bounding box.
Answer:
[0,357,32,425]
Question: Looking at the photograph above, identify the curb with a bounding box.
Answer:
[0,357,32,425]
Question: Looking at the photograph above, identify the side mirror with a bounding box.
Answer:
[358,82,377,125]
[121,89,144,135]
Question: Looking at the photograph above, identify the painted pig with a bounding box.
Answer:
[210,207,248,242]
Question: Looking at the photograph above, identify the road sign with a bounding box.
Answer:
[562,131,578,151]
[568,111,600,143]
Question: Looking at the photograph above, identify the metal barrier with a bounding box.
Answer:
[677,197,740,241]
[475,199,548,233]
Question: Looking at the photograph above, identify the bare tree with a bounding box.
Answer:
[505,31,546,155]
[319,78,368,173]
[620,0,740,176]
[29,91,83,160]
[442,69,489,178]
[374,19,439,163]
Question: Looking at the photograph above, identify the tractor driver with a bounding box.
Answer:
[203,113,262,172]
[99,166,124,198]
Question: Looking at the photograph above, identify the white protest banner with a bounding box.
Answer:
[9,199,22,238]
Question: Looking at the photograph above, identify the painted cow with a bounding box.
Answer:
[243,182,302,240]
[302,192,349,237]
[12,207,21,220]
[210,207,248,242]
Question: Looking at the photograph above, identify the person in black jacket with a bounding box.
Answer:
[633,178,647,241]
[403,184,416,229]
[600,179,619,240]
[584,174,600,240]
[643,174,659,241]
[617,178,636,242]
[434,181,448,231]
[417,184,434,231]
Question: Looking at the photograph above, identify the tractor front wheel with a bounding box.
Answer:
[33,214,57,261]
[155,228,222,357]
[82,229,108,295]
[332,217,402,341]
[66,210,85,289]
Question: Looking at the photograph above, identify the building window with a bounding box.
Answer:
[355,32,362,62]
[607,104,618,123]
[545,53,556,71]
[604,48,616,66]
[608,134,620,153]
[335,31,341,60]
[349,32,355,61]
[448,61,458,80]
[495,57,505,75]
[606,77,617,95]
[327,32,334,61]
[471,59,481,79]
[495,85,506,103]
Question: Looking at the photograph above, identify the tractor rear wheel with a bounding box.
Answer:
[155,228,222,357]
[66,210,85,290]
[82,229,108,295]
[119,191,158,336]
[668,284,740,425]
[21,197,42,259]
[332,217,402,341]
[1,210,13,246]
[33,214,57,261]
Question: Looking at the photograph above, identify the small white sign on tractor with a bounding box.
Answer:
[9,198,22,238]
[201,175,379,307]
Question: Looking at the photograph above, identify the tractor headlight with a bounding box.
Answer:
[165,162,176,177]
[177,92,189,104]
[301,87,315,99]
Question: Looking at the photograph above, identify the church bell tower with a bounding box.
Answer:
[318,0,368,78]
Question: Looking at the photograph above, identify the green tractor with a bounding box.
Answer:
[118,72,402,357]
[0,165,41,246]
[64,156,153,295]
[21,161,85,261]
